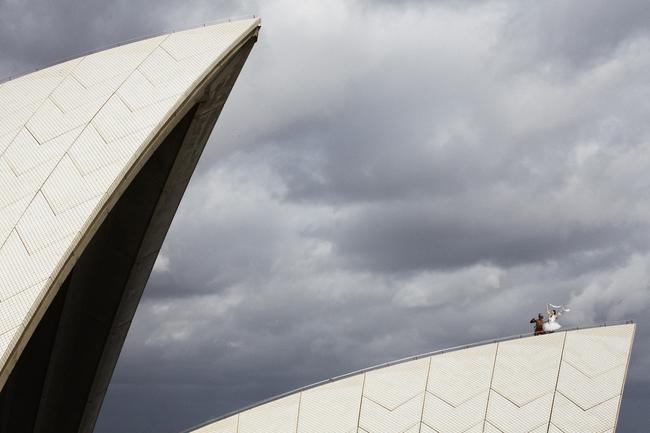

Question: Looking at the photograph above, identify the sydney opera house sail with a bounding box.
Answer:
[0,18,260,432]
[188,323,635,433]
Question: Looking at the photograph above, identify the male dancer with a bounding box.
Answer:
[530,313,545,336]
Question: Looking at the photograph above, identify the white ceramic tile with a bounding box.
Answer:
[0,16,263,404]
[0,195,31,247]
[298,375,364,433]
[16,192,98,254]
[550,392,620,433]
[72,36,165,88]
[161,20,256,61]
[68,125,149,175]
[238,394,300,433]
[50,71,129,113]
[556,361,626,410]
[0,130,20,154]
[427,343,496,406]
[363,358,429,410]
[358,393,424,433]
[562,325,634,377]
[26,97,104,143]
[482,420,503,433]
[0,330,14,363]
[0,101,42,138]
[0,153,58,211]
[0,231,71,300]
[187,326,634,433]
[0,59,78,118]
[117,69,188,111]
[418,423,437,433]
[485,391,552,433]
[41,154,121,214]
[192,415,238,433]
[0,281,44,335]
[5,127,82,175]
[490,332,564,406]
[91,93,175,143]
[422,391,488,433]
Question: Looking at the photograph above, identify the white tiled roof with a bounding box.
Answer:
[0,17,260,385]
[190,324,635,433]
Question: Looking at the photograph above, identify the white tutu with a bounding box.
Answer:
[543,319,562,332]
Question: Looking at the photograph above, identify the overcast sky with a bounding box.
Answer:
[2,1,649,432]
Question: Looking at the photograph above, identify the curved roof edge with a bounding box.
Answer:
[185,320,635,432]
[0,17,261,395]
[0,15,260,86]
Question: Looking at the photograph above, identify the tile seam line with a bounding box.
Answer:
[561,357,626,380]
[549,422,569,433]
[183,323,633,432]
[0,57,84,162]
[0,18,261,404]
[69,72,90,91]
[526,421,547,433]
[0,279,49,306]
[426,387,489,408]
[484,419,505,433]
[355,371,367,432]
[363,390,425,412]
[461,421,482,433]
[488,387,555,408]
[418,357,432,433]
[546,331,568,433]
[0,114,67,178]
[554,389,622,412]
[47,93,68,113]
[293,389,302,433]
[41,186,100,218]
[420,420,440,433]
[398,421,420,433]
[0,34,171,255]
[0,33,172,384]
[612,324,635,433]
[481,341,499,432]
[113,88,185,115]
[0,15,259,85]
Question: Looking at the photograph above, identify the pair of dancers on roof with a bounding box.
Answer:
[530,304,569,335]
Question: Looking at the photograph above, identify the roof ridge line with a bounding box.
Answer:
[182,320,634,432]
[0,15,261,86]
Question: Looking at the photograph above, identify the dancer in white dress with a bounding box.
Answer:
[543,304,568,333]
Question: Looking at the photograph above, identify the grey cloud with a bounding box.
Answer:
[502,0,650,69]
[1,0,649,432]
[328,202,650,272]
[0,0,247,79]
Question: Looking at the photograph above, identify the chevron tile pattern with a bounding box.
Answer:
[423,343,496,433]
[0,18,261,378]
[188,324,635,433]
[298,375,364,433]
[485,332,564,432]
[550,325,634,433]
[359,358,429,433]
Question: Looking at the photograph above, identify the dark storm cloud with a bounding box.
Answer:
[0,0,246,79]
[2,1,649,433]
[503,0,650,68]
[330,203,650,272]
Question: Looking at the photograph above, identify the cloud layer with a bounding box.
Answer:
[2,1,649,432]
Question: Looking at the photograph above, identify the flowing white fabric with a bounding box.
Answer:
[549,303,570,313]
[543,303,569,332]
[543,314,562,332]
